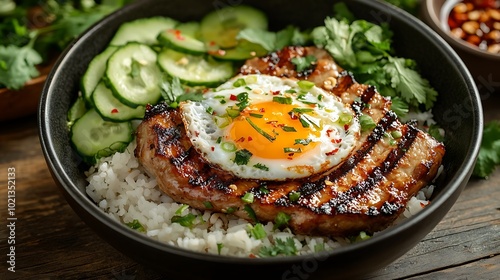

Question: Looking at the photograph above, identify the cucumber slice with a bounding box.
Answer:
[70,109,133,164]
[81,46,117,105]
[157,28,207,55]
[67,96,87,127]
[157,49,234,87]
[200,6,268,49]
[92,81,145,122]
[110,16,177,46]
[105,42,162,108]
[209,40,268,61]
[176,22,201,38]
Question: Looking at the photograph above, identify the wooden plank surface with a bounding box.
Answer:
[1,93,499,279]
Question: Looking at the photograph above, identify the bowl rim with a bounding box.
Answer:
[423,0,500,60]
[38,0,483,267]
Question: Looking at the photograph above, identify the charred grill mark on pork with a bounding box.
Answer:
[135,46,445,237]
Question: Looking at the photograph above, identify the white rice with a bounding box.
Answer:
[85,141,434,257]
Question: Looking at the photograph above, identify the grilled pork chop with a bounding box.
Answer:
[135,46,445,237]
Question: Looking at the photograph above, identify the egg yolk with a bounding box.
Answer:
[228,101,321,160]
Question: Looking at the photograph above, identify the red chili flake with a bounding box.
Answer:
[271,90,281,95]
[211,146,215,151]
[326,148,339,156]
[288,112,298,120]
[259,108,265,113]
[344,124,350,130]
[111,108,119,114]
[230,94,238,101]
[326,129,334,137]
[249,253,257,258]
[266,120,278,127]
[209,41,217,46]
[236,137,246,142]
[331,138,342,144]
[174,29,184,40]
[247,136,253,141]
[287,156,294,160]
[420,202,429,208]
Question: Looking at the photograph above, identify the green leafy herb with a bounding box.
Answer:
[160,76,203,108]
[253,163,269,171]
[0,0,130,90]
[258,237,298,257]
[243,204,257,222]
[237,25,310,52]
[473,121,500,179]
[217,243,224,255]
[295,138,312,146]
[203,201,213,209]
[288,191,301,202]
[311,3,438,114]
[171,213,198,228]
[282,126,297,132]
[284,147,302,154]
[273,212,291,230]
[126,219,146,232]
[232,78,246,87]
[249,223,267,240]
[234,149,253,165]
[291,55,317,72]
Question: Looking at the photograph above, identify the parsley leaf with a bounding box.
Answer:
[473,121,500,179]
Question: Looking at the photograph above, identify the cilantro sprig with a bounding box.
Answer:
[311,3,438,115]
[0,0,131,90]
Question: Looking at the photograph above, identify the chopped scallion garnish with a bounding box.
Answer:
[284,147,302,153]
[249,223,267,240]
[246,117,276,142]
[253,163,269,171]
[249,113,263,118]
[241,192,255,203]
[273,96,293,104]
[221,142,237,152]
[294,138,312,145]
[297,80,315,91]
[282,126,297,132]
[273,212,291,230]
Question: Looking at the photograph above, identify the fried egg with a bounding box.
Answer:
[180,74,360,180]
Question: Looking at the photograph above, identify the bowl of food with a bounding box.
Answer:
[421,0,500,90]
[39,0,482,279]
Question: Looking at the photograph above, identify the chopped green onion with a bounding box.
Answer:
[338,112,353,125]
[226,107,241,118]
[214,115,231,128]
[126,219,146,232]
[291,108,314,113]
[284,147,302,153]
[294,138,312,145]
[249,113,263,118]
[221,142,237,152]
[217,243,224,255]
[175,204,189,215]
[203,201,213,209]
[241,192,254,203]
[234,149,252,165]
[359,114,377,132]
[253,163,269,171]
[232,78,246,87]
[245,75,258,84]
[282,126,297,132]
[216,137,222,144]
[301,114,321,129]
[391,130,402,139]
[297,80,315,91]
[249,223,267,240]
[285,89,297,93]
[225,206,237,214]
[259,185,270,194]
[273,96,293,104]
[317,94,324,101]
[289,191,301,202]
[246,117,276,142]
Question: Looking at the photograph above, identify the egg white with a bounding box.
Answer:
[180,74,360,181]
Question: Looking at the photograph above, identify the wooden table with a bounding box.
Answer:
[1,95,499,279]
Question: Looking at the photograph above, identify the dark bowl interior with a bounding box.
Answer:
[39,0,482,279]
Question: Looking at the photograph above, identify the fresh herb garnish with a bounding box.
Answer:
[291,55,317,72]
[311,3,437,114]
[473,121,500,179]
[241,192,255,204]
[243,204,257,222]
[288,191,301,202]
[249,223,267,240]
[282,126,297,132]
[245,117,276,142]
[126,219,146,232]
[234,149,253,165]
[273,96,293,104]
[253,163,269,171]
[359,114,377,132]
[294,138,312,145]
[273,212,291,230]
[284,147,302,154]
[171,213,198,228]
[258,237,298,257]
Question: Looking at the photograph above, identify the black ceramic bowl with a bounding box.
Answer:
[39,0,483,279]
